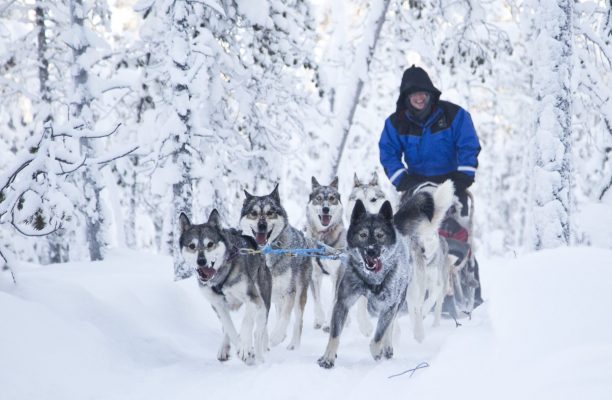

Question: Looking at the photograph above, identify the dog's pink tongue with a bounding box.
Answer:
[366,257,383,272]
[255,232,268,246]
[197,267,215,281]
[321,215,331,226]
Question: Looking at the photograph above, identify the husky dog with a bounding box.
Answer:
[179,210,271,365]
[305,176,346,332]
[393,180,454,343]
[239,184,312,350]
[318,200,411,369]
[347,172,388,216]
[346,172,389,337]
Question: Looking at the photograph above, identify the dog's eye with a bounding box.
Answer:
[316,195,323,202]
[328,196,335,202]
[206,242,214,249]
[359,232,368,239]
[376,232,385,240]
[188,243,196,250]
[249,210,258,218]
[266,210,274,217]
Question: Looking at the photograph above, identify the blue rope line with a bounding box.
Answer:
[260,244,344,260]
[387,361,430,379]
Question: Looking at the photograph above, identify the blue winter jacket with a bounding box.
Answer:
[379,100,481,188]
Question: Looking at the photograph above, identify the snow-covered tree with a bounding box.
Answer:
[525,0,573,250]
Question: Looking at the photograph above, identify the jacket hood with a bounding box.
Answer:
[395,65,442,112]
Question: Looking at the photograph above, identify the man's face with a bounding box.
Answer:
[409,91,431,111]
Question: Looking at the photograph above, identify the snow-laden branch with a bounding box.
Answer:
[52,123,122,139]
[94,145,140,167]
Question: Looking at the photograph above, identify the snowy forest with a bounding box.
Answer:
[1,1,611,399]
[1,0,611,269]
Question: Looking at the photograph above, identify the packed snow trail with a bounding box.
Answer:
[1,248,611,400]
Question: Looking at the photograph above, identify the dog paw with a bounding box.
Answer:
[286,340,301,351]
[370,340,383,361]
[317,356,335,369]
[217,345,231,362]
[383,346,393,360]
[314,322,322,330]
[269,331,286,347]
[322,325,330,333]
[237,347,256,365]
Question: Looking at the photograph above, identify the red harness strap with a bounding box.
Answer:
[438,227,469,243]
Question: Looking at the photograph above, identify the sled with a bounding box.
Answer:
[438,191,482,319]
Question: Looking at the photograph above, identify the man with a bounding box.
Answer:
[379,65,483,310]
[378,65,481,216]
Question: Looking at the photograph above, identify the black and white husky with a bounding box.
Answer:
[305,176,346,332]
[346,172,389,337]
[239,184,313,350]
[179,210,271,365]
[394,180,454,342]
[318,200,412,368]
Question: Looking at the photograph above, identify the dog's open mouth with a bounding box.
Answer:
[252,229,272,246]
[197,265,216,282]
[319,214,332,227]
[364,255,382,273]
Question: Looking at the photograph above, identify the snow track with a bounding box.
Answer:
[1,248,611,400]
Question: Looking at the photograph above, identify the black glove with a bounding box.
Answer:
[450,171,474,194]
[396,173,420,193]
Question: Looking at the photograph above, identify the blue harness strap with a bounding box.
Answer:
[238,243,345,260]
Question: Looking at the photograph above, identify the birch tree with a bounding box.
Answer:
[328,0,392,179]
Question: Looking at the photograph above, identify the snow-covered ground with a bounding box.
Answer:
[1,247,611,400]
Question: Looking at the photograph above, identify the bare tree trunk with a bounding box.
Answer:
[330,0,392,179]
[531,0,573,249]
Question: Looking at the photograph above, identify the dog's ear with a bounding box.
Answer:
[243,189,254,202]
[311,177,320,190]
[271,183,280,203]
[353,173,361,187]
[378,200,393,221]
[369,171,379,186]
[179,212,191,233]
[207,209,221,227]
[351,200,367,224]
[330,176,339,189]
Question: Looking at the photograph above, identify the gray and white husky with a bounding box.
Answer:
[305,176,346,332]
[179,210,271,365]
[346,171,389,337]
[239,184,313,350]
[347,172,388,216]
[318,200,412,368]
[394,180,454,343]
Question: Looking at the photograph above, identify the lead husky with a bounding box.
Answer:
[393,180,454,343]
[179,210,271,364]
[239,184,312,350]
[318,200,411,368]
[305,176,345,332]
[347,172,389,337]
